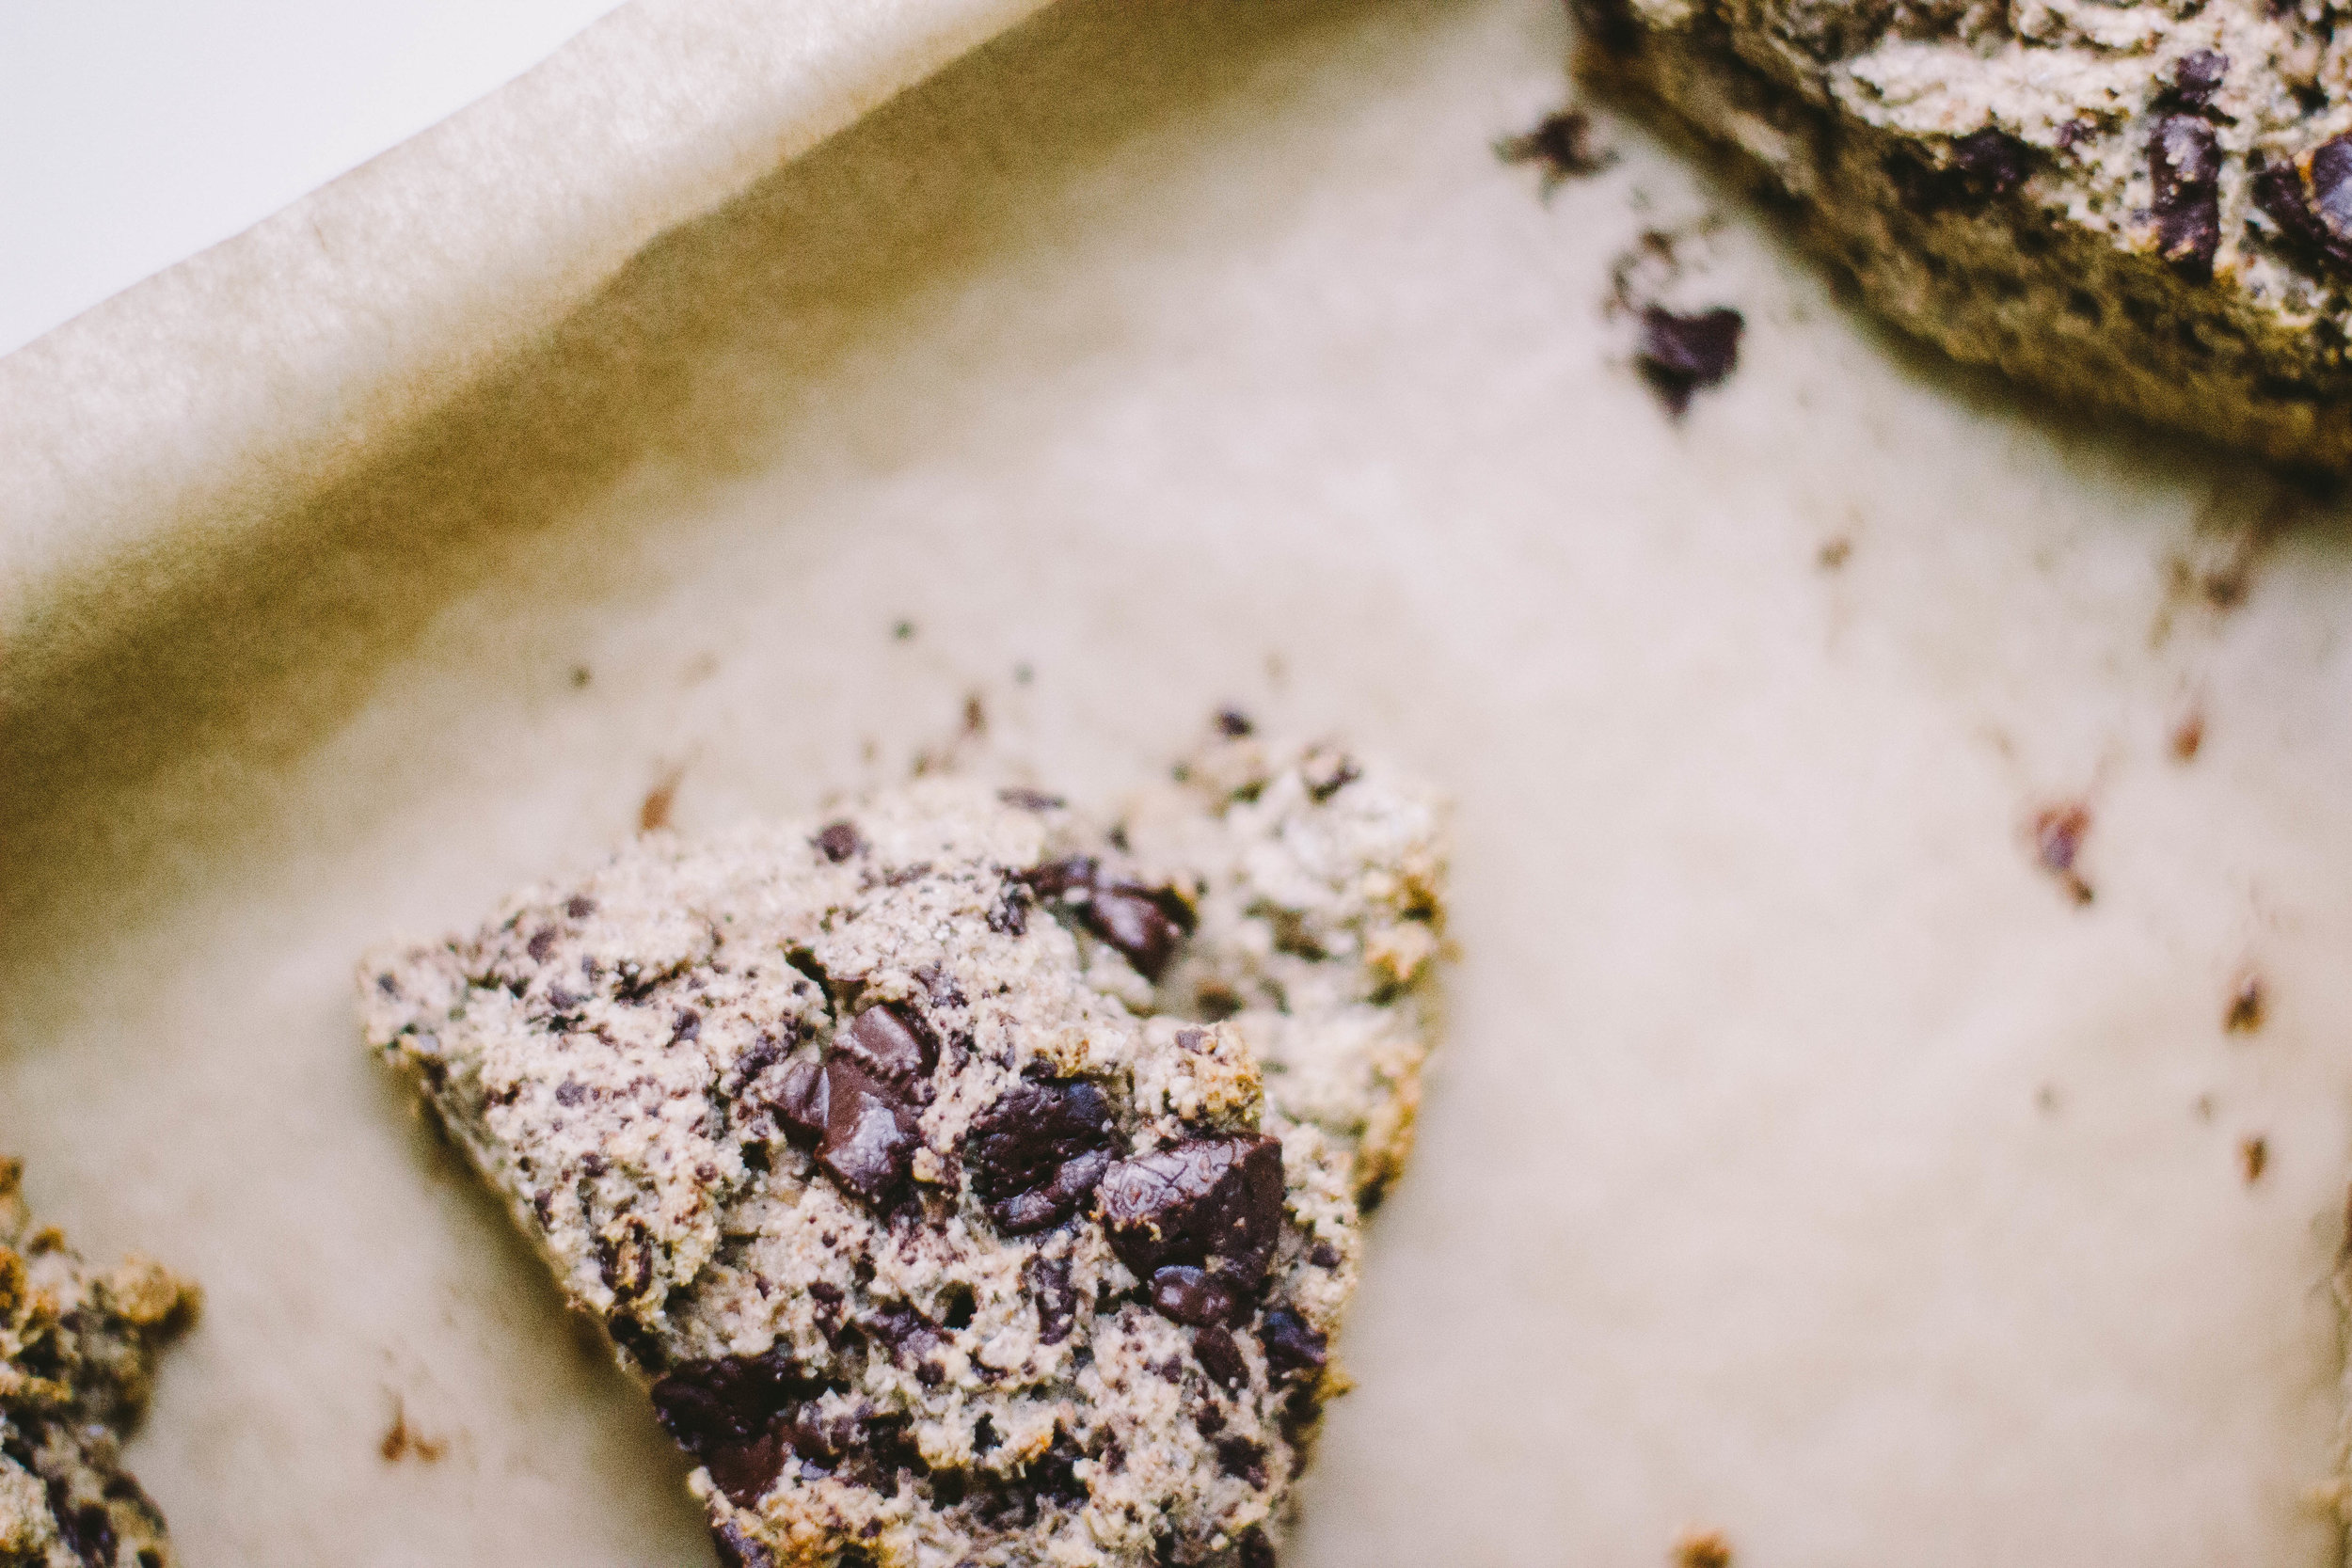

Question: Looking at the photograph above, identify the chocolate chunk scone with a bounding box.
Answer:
[1584,0,2352,464]
[361,737,1447,1567]
[0,1162,199,1568]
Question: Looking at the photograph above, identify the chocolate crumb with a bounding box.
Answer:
[1216,707,1256,738]
[2150,115,2222,278]
[380,1397,448,1463]
[2240,1134,2269,1183]
[815,821,866,863]
[2161,50,2229,113]
[2224,972,2265,1034]
[963,693,988,736]
[1636,307,1744,416]
[1497,107,1613,191]
[2170,707,2205,762]
[2029,801,2095,905]
[1674,1529,1734,1568]
[641,773,682,833]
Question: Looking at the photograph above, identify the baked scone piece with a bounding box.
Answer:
[1583,0,2352,464]
[361,736,1447,1568]
[0,1161,199,1568]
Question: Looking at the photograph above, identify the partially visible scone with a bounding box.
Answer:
[361,736,1447,1568]
[1583,0,2352,464]
[0,1162,199,1568]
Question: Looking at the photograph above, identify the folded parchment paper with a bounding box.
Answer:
[7,1,2352,1564]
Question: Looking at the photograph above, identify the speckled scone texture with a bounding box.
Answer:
[0,1163,199,1568]
[361,736,1447,1568]
[1584,0,2352,464]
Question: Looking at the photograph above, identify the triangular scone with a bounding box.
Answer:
[361,737,1447,1568]
[0,1161,200,1568]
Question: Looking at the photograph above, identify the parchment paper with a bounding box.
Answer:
[7,0,2352,1564]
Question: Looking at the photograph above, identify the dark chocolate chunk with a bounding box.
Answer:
[2312,135,2352,243]
[1636,306,1744,416]
[814,821,865,863]
[1215,1436,1269,1486]
[1948,126,2030,198]
[527,927,558,963]
[1259,1308,1329,1382]
[1097,1135,1285,1284]
[1239,1526,1279,1568]
[2150,115,2221,278]
[1192,1324,1249,1391]
[650,1347,825,1452]
[771,1058,829,1148]
[836,1004,935,1085]
[1027,1255,1079,1345]
[2252,153,2339,262]
[968,1079,1120,1233]
[1083,887,1187,982]
[704,1433,790,1507]
[1021,854,1099,901]
[1024,1433,1090,1505]
[816,1058,921,1207]
[712,1520,778,1568]
[2164,49,2227,112]
[596,1215,657,1303]
[997,787,1066,812]
[1149,1265,1243,1326]
[554,1079,587,1107]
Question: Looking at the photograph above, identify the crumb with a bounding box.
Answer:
[2029,800,2095,905]
[893,619,915,641]
[380,1397,448,1463]
[641,770,682,833]
[2224,971,2265,1034]
[1216,707,1255,737]
[1818,537,1852,570]
[2239,1134,2269,1183]
[1673,1528,1735,1568]
[963,692,988,736]
[569,665,592,689]
[1497,107,1613,191]
[1637,306,1745,417]
[2193,1093,2217,1121]
[2169,707,2205,762]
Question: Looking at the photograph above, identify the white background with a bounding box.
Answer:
[0,0,628,356]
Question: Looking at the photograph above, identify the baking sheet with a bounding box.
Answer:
[8,0,2352,1563]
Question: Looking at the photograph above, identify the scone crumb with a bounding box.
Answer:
[1674,1527,1736,1568]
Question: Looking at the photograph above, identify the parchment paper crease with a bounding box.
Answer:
[7,0,2352,1564]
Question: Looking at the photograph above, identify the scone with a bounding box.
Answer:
[1582,0,2352,465]
[361,736,1448,1568]
[0,1162,199,1568]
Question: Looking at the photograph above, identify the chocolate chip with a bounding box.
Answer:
[1097,1135,1285,1284]
[1239,1526,1279,1568]
[2150,115,2221,278]
[650,1346,825,1466]
[1022,854,1099,901]
[1636,306,1744,417]
[704,1433,790,1506]
[672,1008,701,1044]
[2252,153,2339,264]
[1307,1243,1342,1269]
[1149,1265,1243,1325]
[1084,887,1187,981]
[1024,1433,1090,1505]
[836,1004,935,1085]
[2165,50,2228,112]
[712,1520,777,1568]
[1948,126,2029,198]
[596,1215,657,1303]
[1215,1435,1269,1486]
[565,895,597,919]
[968,1080,1120,1233]
[1192,1324,1249,1391]
[771,1059,828,1148]
[527,927,558,962]
[998,787,1066,812]
[814,821,864,863]
[1027,1255,1078,1344]
[554,1080,587,1107]
[816,1059,921,1207]
[2312,135,2352,243]
[1259,1308,1328,1381]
